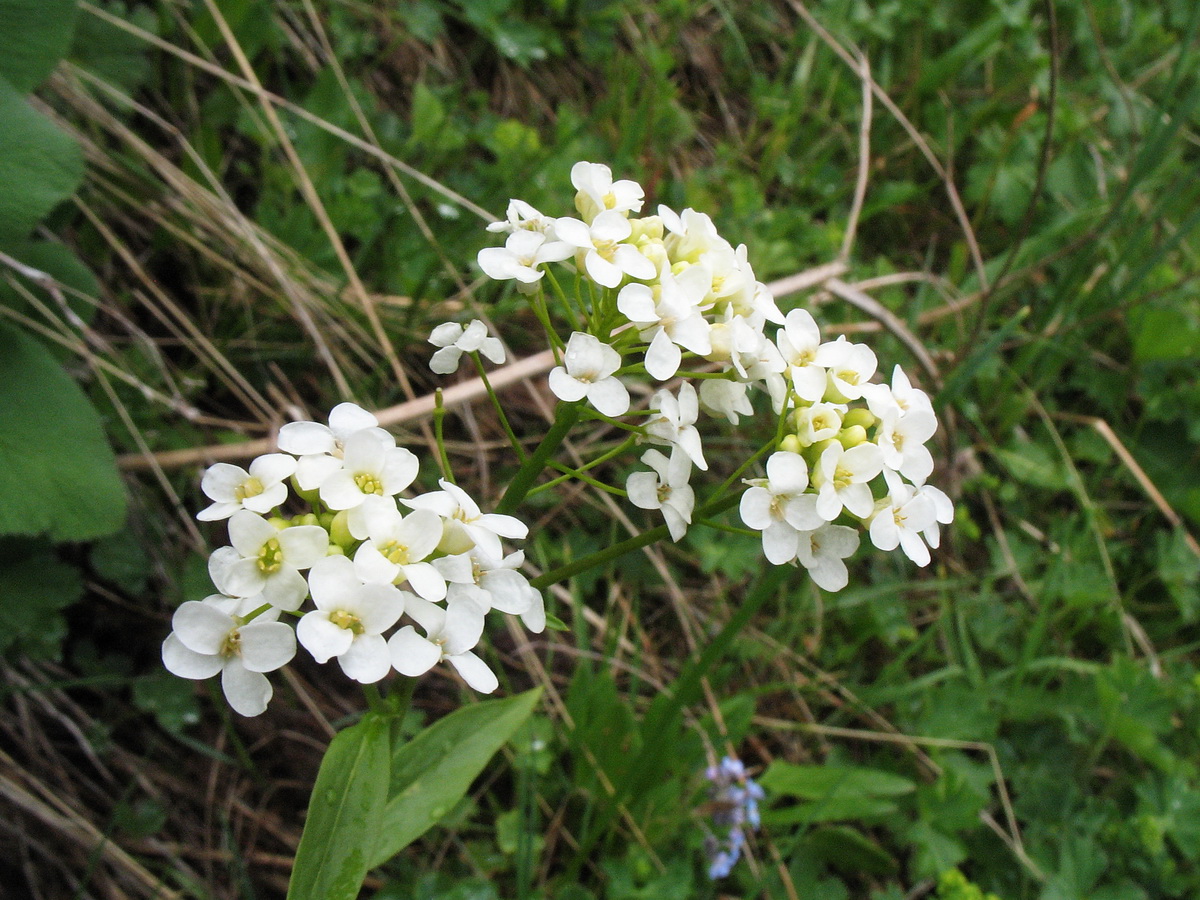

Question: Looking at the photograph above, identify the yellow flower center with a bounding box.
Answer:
[257,537,284,574]
[220,629,242,657]
[235,477,265,501]
[603,191,618,209]
[354,473,384,496]
[379,540,410,565]
[329,610,365,635]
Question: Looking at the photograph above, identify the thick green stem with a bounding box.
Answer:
[496,401,582,515]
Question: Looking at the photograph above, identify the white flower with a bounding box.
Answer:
[616,266,712,380]
[317,429,419,511]
[876,406,938,484]
[708,310,785,383]
[429,319,507,375]
[297,555,406,683]
[868,481,938,566]
[644,382,707,471]
[775,309,828,403]
[404,479,528,561]
[795,524,860,592]
[350,496,447,601]
[389,595,498,693]
[627,448,695,541]
[486,198,556,234]
[197,453,297,521]
[208,511,329,610]
[436,547,542,626]
[739,452,824,564]
[548,332,630,417]
[862,365,934,420]
[812,442,884,521]
[815,337,877,401]
[278,401,379,458]
[477,230,573,291]
[916,483,954,549]
[571,161,644,222]
[661,207,725,263]
[162,596,295,717]
[792,402,845,447]
[278,402,393,491]
[699,378,754,425]
[554,211,656,288]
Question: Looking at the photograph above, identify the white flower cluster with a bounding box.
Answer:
[473,161,953,590]
[164,403,543,716]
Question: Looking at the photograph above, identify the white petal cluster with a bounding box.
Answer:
[165,403,543,715]
[428,320,506,374]
[474,160,955,586]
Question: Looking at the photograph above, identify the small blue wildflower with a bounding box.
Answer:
[701,755,765,880]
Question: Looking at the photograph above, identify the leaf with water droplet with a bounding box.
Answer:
[288,715,390,900]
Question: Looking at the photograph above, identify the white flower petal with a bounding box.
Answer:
[221,661,272,717]
[262,566,309,612]
[338,634,392,683]
[587,378,630,417]
[388,627,441,676]
[172,601,234,655]
[298,613,354,663]
[239,621,297,672]
[448,651,498,694]
[277,421,335,455]
[162,633,223,679]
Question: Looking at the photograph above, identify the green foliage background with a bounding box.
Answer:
[1,1,1199,898]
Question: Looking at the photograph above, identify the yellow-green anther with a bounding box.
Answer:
[329,610,365,635]
[257,537,284,574]
[220,629,242,657]
[234,477,265,501]
[354,473,384,496]
[380,540,410,565]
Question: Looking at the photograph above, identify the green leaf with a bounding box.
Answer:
[763,795,899,825]
[0,538,83,661]
[288,714,391,900]
[0,77,84,244]
[760,762,917,799]
[0,240,100,328]
[370,687,542,868]
[0,323,127,541]
[0,0,78,92]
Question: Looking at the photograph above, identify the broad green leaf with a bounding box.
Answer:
[0,240,100,327]
[0,0,78,92]
[760,762,916,799]
[370,687,542,867]
[806,826,898,876]
[762,795,899,825]
[0,538,83,661]
[0,323,127,541]
[288,714,390,900]
[0,78,84,244]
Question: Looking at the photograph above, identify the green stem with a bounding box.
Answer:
[496,401,582,515]
[433,388,454,484]
[527,436,638,497]
[530,490,742,590]
[473,353,527,463]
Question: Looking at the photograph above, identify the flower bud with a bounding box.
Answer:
[837,425,868,448]
[267,516,290,531]
[290,476,320,507]
[780,434,802,455]
[329,510,355,550]
[842,408,876,431]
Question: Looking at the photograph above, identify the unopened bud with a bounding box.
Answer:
[780,434,802,455]
[329,510,355,550]
[267,516,289,531]
[842,408,876,430]
[837,425,868,448]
